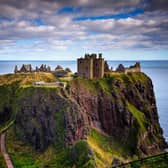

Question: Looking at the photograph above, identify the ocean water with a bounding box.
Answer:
[0,60,168,142]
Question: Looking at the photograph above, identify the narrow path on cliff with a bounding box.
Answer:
[0,132,14,168]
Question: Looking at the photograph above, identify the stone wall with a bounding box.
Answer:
[77,57,93,79]
[125,62,141,73]
[116,62,141,74]
[93,58,104,78]
[77,53,104,79]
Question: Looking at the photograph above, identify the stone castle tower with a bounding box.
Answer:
[77,53,105,79]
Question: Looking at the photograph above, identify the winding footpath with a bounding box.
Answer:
[0,132,14,168]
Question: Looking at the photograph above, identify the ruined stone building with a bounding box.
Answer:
[77,53,105,79]
[14,63,72,78]
[125,62,141,73]
[36,64,51,72]
[14,64,51,73]
[18,64,32,73]
[53,65,72,77]
[77,53,141,79]
[116,62,141,74]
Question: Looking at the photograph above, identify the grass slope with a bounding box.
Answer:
[127,102,146,133]
[87,128,133,168]
[0,72,57,86]
[0,153,7,168]
[6,126,96,168]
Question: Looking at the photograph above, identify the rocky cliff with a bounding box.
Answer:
[69,73,166,156]
[0,72,166,167]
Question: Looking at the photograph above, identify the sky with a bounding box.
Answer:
[0,0,168,60]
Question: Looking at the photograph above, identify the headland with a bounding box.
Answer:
[0,53,167,168]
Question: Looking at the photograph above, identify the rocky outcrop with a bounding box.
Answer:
[15,88,89,151]
[68,73,166,156]
[5,72,166,157]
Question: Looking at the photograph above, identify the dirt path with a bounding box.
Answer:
[0,132,14,168]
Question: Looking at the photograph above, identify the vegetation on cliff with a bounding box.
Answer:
[116,152,168,168]
[0,153,7,168]
[0,72,166,168]
[7,126,95,168]
[0,72,56,86]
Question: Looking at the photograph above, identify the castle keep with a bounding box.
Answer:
[77,53,141,79]
[77,53,105,79]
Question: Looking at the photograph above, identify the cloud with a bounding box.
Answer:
[0,0,142,19]
[0,0,167,60]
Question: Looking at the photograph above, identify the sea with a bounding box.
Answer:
[0,60,168,142]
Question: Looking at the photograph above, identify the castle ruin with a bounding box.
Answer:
[77,53,105,79]
[14,53,141,80]
[116,62,141,74]
[77,53,141,79]
[14,64,72,77]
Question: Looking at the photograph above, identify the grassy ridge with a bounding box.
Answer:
[0,72,56,86]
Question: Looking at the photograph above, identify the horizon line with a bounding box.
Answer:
[0,59,168,61]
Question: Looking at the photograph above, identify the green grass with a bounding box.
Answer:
[140,153,168,168]
[87,128,131,168]
[126,102,150,156]
[0,72,162,168]
[94,78,112,96]
[54,105,66,149]
[0,72,57,86]
[0,153,7,168]
[70,78,98,94]
[7,127,40,168]
[120,153,168,168]
[6,126,96,168]
[127,102,147,133]
[69,140,96,168]
[70,76,119,96]
[0,83,19,133]
[128,72,149,84]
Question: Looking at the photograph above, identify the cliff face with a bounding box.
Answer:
[15,87,89,151]
[1,72,166,167]
[13,73,166,156]
[68,73,166,156]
